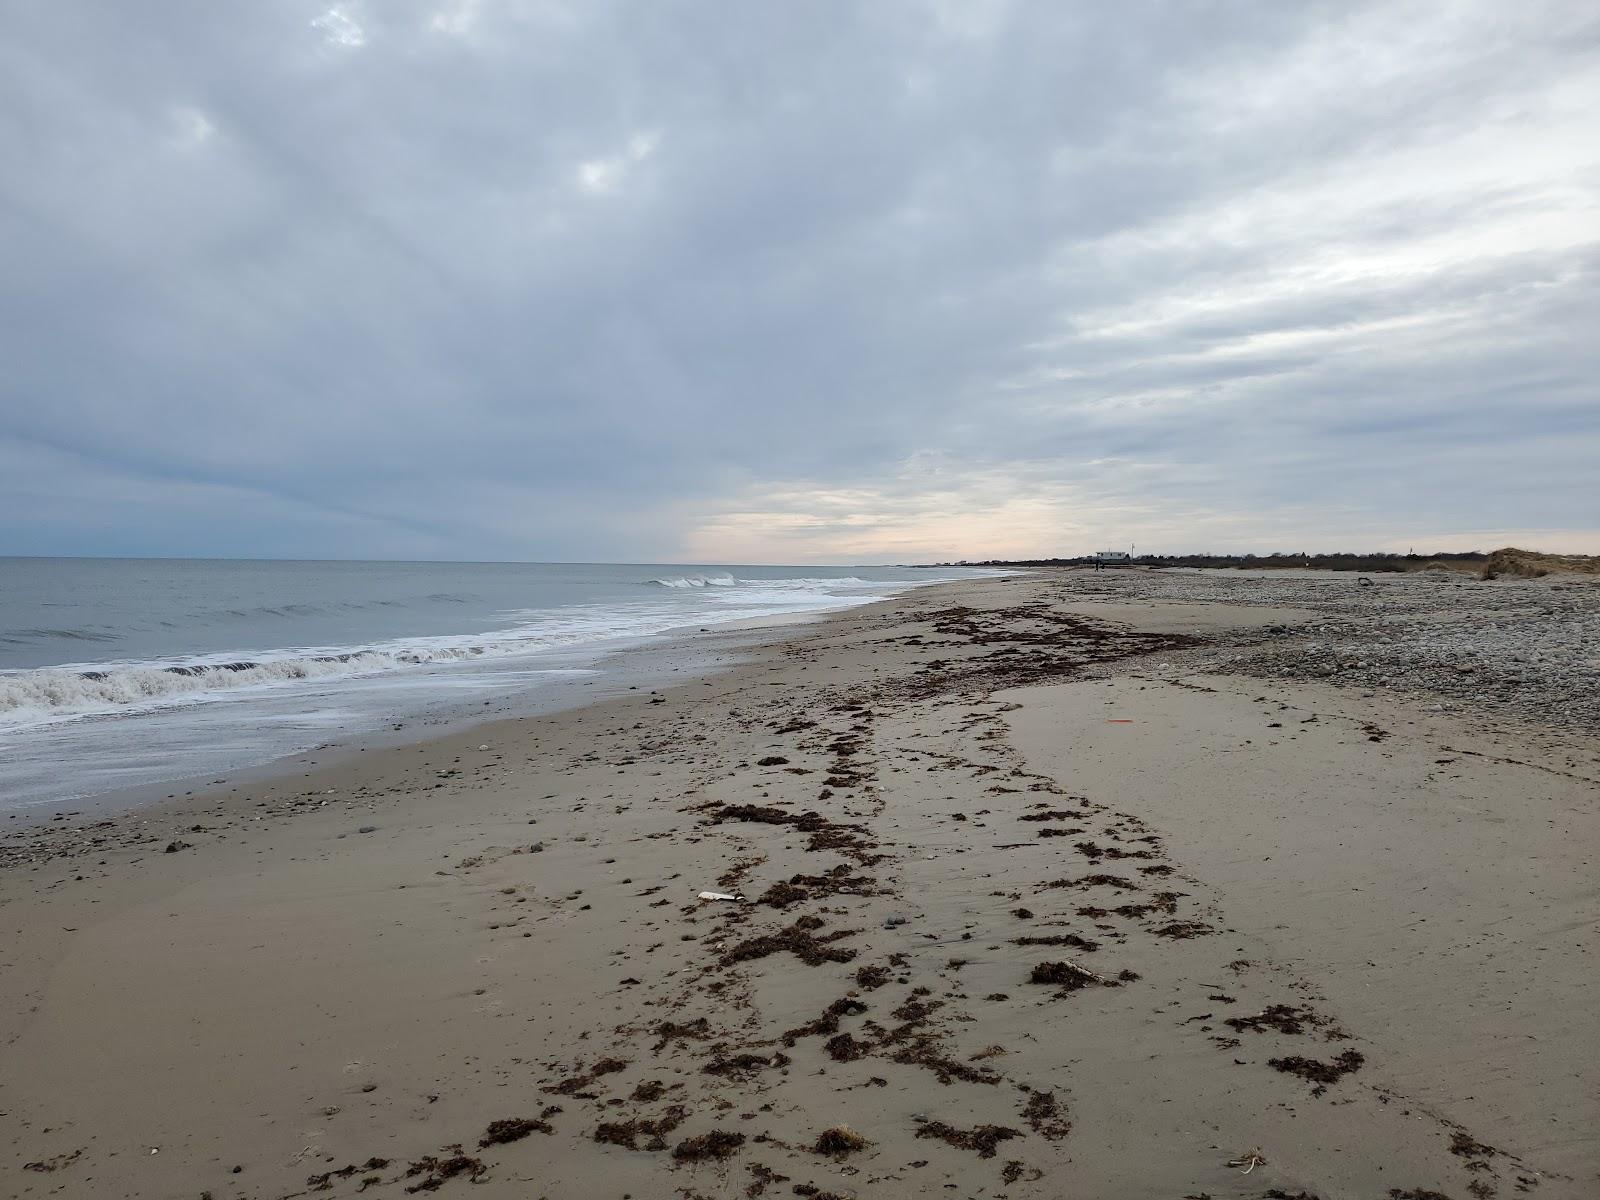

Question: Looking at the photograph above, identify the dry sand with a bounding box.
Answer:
[2,570,1595,1199]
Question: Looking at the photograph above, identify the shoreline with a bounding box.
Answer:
[1,583,973,828]
[2,569,1594,1198]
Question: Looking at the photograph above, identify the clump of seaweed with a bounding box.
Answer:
[913,1120,1021,1159]
[1449,1130,1497,1159]
[1224,1005,1317,1036]
[702,1052,789,1077]
[756,880,810,908]
[709,803,877,860]
[541,1056,628,1096]
[671,1130,746,1161]
[825,1032,868,1062]
[778,866,877,905]
[652,1018,711,1053]
[855,963,891,990]
[712,803,815,827]
[890,994,942,1023]
[1269,1049,1365,1086]
[478,1117,552,1147]
[1021,1090,1071,1139]
[783,996,868,1044]
[812,1127,869,1156]
[722,917,858,968]
[594,1105,688,1152]
[404,1153,486,1192]
[1150,921,1214,939]
[306,1158,389,1189]
[1027,960,1111,992]
[889,1040,1000,1086]
[1042,874,1140,891]
[1012,933,1099,951]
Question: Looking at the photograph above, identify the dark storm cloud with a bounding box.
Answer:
[1,0,1596,561]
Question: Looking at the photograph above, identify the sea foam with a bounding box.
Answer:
[646,573,737,587]
[0,570,939,730]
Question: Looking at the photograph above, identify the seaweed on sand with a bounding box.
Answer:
[913,1120,1021,1159]
[889,1038,1001,1086]
[702,1052,789,1077]
[651,1018,711,1053]
[824,1032,868,1061]
[721,917,858,968]
[812,1127,869,1156]
[594,1105,688,1152]
[783,996,868,1044]
[854,963,891,989]
[1021,1089,1071,1139]
[541,1056,628,1096]
[306,1158,389,1189]
[1027,960,1111,992]
[1012,933,1099,951]
[1150,921,1214,939]
[1268,1049,1365,1085]
[403,1153,486,1192]
[1041,874,1141,891]
[478,1117,552,1147]
[1224,1005,1318,1036]
[671,1130,746,1161]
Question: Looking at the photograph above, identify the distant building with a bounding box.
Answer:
[1092,549,1132,570]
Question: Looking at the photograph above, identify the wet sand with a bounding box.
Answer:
[2,570,1595,1199]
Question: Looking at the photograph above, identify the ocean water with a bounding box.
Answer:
[0,558,987,815]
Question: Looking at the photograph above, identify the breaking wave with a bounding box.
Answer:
[646,574,869,589]
[646,574,736,588]
[0,646,499,725]
[744,576,868,587]
[0,570,957,730]
[0,610,660,726]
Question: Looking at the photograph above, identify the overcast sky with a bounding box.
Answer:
[1,1,1596,563]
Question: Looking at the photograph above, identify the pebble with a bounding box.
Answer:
[1071,570,1600,731]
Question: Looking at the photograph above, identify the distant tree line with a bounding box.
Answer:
[933,551,1489,572]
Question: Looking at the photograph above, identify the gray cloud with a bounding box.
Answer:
[1,0,1596,561]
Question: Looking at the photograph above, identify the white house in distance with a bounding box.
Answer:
[1092,549,1132,568]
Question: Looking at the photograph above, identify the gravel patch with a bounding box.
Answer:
[1049,569,1600,733]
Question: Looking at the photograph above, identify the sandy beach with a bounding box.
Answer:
[3,569,1596,1200]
